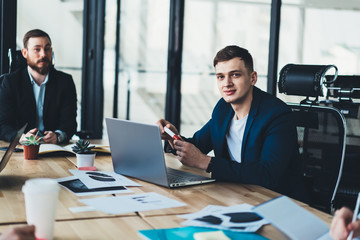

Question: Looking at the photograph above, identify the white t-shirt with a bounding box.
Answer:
[226,113,248,163]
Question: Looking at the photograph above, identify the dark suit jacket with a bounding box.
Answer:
[186,87,307,201]
[0,67,77,142]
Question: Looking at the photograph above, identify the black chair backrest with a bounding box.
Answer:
[8,49,27,73]
[0,49,27,86]
[278,63,346,214]
[289,103,346,213]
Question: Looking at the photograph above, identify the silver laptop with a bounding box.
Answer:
[0,123,27,173]
[106,118,215,188]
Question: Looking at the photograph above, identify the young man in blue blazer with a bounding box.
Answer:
[157,45,307,201]
[0,29,77,144]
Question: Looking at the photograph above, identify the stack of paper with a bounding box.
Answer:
[58,170,186,215]
[178,204,269,233]
[79,192,186,214]
[57,170,141,196]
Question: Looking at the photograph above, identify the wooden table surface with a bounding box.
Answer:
[0,140,333,239]
[0,216,151,240]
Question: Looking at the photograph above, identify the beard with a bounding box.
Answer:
[27,57,51,75]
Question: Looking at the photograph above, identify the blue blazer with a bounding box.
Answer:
[0,67,77,142]
[186,87,306,201]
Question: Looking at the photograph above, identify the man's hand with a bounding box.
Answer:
[330,207,360,240]
[42,131,57,144]
[173,140,211,170]
[156,119,180,148]
[19,128,38,144]
[0,225,35,240]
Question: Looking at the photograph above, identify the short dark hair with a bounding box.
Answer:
[213,45,254,73]
[23,29,52,48]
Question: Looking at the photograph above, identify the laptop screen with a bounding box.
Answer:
[0,123,27,172]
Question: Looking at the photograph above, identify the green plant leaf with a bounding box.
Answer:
[72,139,95,154]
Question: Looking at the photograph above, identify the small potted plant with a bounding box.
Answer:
[72,139,96,168]
[22,131,43,160]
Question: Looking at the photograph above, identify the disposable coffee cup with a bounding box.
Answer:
[76,153,96,168]
[22,178,60,240]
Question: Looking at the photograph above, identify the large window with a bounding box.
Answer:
[278,0,360,103]
[103,0,170,136]
[17,0,84,132]
[181,0,271,136]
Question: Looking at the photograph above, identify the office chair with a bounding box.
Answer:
[279,64,346,214]
[0,49,27,85]
[0,49,23,85]
[8,49,27,73]
[323,75,360,210]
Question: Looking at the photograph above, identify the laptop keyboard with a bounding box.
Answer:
[166,168,210,183]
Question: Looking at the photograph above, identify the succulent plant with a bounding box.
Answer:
[72,139,95,154]
[22,131,43,146]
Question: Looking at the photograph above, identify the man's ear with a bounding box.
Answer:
[21,48,28,58]
[250,71,258,85]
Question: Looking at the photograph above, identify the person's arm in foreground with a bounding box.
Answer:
[0,225,35,240]
[330,207,360,240]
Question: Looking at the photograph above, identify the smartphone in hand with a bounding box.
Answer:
[164,126,183,141]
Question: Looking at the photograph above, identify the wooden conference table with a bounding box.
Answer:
[0,140,333,239]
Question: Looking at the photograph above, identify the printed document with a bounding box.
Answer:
[253,196,331,240]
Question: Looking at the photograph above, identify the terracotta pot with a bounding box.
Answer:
[23,145,40,160]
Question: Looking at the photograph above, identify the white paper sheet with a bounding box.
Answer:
[79,192,186,214]
[178,205,227,220]
[253,196,331,240]
[69,206,96,213]
[179,204,268,232]
[69,169,141,188]
[57,176,133,196]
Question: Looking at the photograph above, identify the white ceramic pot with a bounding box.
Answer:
[76,153,96,168]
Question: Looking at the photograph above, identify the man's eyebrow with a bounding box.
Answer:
[216,70,242,75]
[31,43,51,48]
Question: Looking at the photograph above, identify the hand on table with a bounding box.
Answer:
[0,225,35,240]
[19,129,38,144]
[42,131,57,144]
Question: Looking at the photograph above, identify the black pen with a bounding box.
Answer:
[37,130,45,137]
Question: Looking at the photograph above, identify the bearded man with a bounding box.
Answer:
[0,29,77,144]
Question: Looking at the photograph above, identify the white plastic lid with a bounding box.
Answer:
[22,178,60,194]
